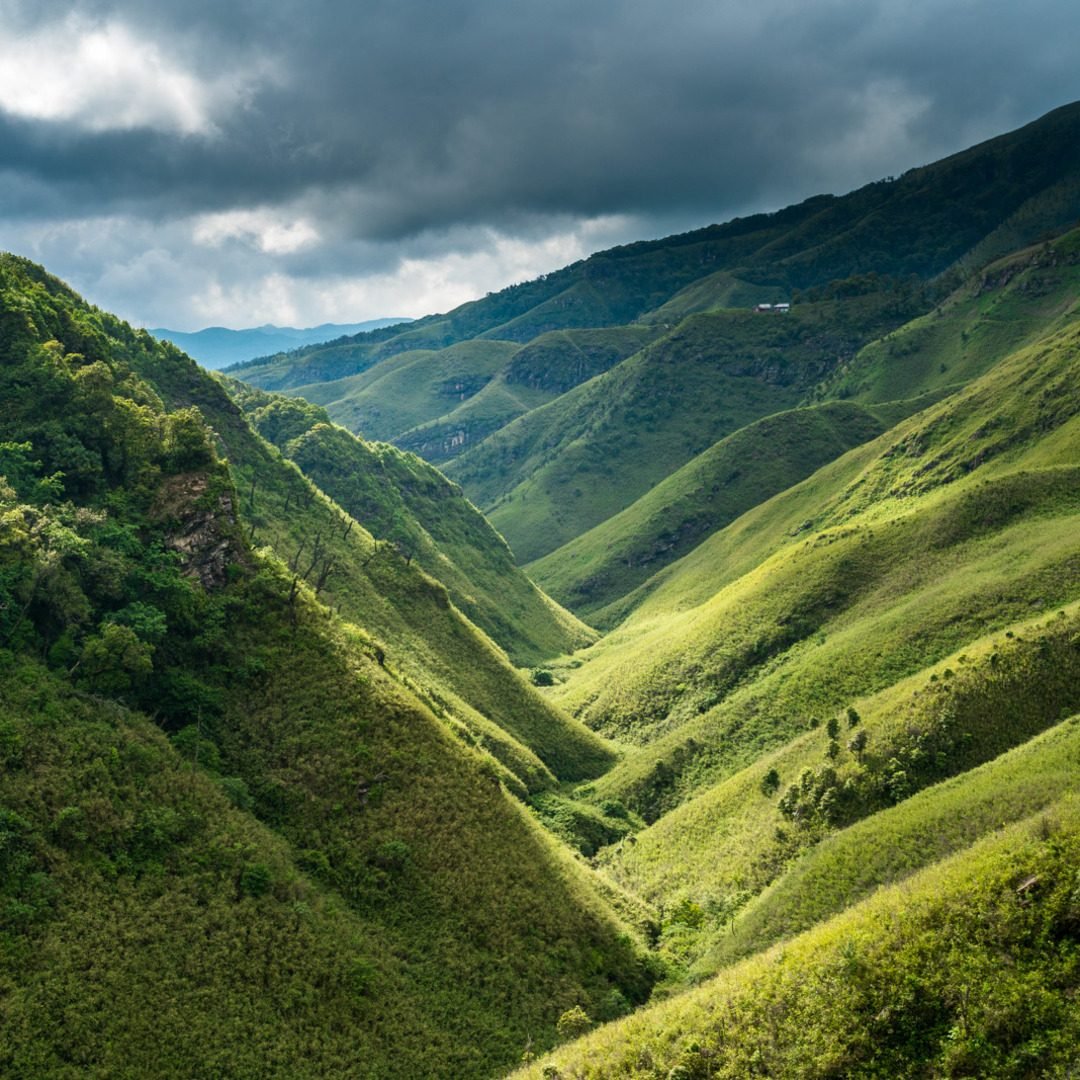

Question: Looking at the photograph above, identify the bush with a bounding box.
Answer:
[239,862,272,898]
[760,767,781,795]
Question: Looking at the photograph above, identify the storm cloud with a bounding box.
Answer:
[1,0,1078,328]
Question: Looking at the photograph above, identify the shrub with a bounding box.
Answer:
[760,767,781,795]
[239,862,272,898]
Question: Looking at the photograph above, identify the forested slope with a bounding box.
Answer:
[0,255,653,1078]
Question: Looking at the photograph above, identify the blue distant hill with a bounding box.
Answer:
[150,319,412,369]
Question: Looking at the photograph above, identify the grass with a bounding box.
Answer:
[694,714,1080,977]
[395,326,659,465]
[527,400,887,621]
[816,225,1080,406]
[395,373,556,463]
[449,293,916,564]
[565,475,1080,827]
[231,384,595,666]
[567,307,1080,640]
[599,603,1080,908]
[515,793,1080,1079]
[289,339,521,443]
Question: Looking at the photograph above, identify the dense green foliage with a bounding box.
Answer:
[0,255,653,1077]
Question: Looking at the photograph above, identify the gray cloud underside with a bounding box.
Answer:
[2,0,1079,326]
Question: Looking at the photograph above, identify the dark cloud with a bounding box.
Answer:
[1,0,1079,326]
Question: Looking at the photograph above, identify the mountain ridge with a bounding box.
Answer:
[151,318,412,370]
[227,102,1080,584]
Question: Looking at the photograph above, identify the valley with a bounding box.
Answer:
[2,103,1080,1078]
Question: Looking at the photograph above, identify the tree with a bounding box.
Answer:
[848,728,868,760]
[556,1006,593,1040]
[760,767,781,795]
[73,623,153,695]
[165,407,216,472]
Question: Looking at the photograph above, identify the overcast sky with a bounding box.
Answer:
[1,0,1078,330]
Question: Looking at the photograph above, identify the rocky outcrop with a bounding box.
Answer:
[153,472,245,589]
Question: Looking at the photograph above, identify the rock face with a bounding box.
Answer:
[153,472,244,589]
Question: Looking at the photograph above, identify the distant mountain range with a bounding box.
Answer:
[150,318,412,369]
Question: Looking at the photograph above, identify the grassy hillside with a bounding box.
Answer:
[125,328,613,790]
[394,373,553,464]
[527,400,888,621]
[503,326,662,394]
[532,226,1080,627]
[490,300,1080,1062]
[0,608,650,1078]
[289,339,521,443]
[565,473,1079,816]
[640,270,789,324]
[395,326,660,465]
[528,287,1078,1076]
[229,384,595,666]
[574,231,1080,630]
[695,714,1080,977]
[603,603,1080,907]
[548,322,1080,815]
[0,254,653,1077]
[817,224,1080,405]
[517,792,1080,1079]
[448,290,919,563]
